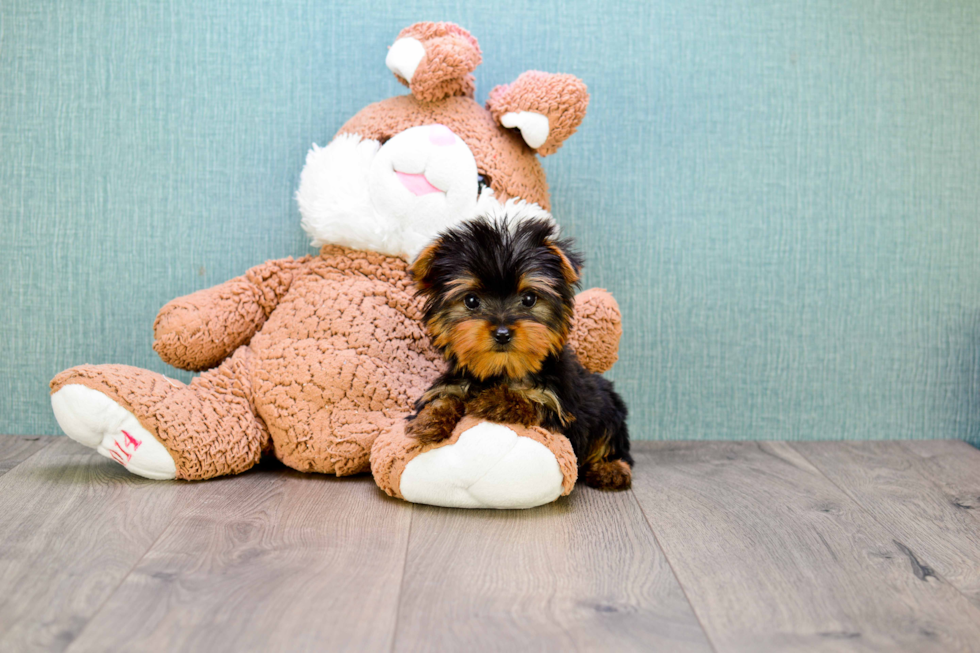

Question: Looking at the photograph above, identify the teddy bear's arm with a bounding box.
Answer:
[569,288,623,375]
[152,257,311,372]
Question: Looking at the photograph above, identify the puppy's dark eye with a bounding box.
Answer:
[521,292,537,308]
[477,173,490,195]
[464,294,481,309]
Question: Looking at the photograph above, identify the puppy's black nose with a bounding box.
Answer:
[493,326,512,344]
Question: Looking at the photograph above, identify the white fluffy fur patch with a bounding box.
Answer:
[296,131,553,261]
[399,421,565,509]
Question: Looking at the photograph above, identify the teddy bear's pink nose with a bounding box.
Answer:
[428,124,456,147]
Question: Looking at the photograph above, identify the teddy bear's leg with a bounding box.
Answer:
[270,408,403,477]
[50,347,269,480]
[371,415,577,509]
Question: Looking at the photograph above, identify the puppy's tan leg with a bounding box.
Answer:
[405,396,466,444]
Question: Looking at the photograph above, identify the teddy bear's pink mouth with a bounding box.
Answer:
[395,171,444,196]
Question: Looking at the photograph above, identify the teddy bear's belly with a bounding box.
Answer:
[247,272,442,460]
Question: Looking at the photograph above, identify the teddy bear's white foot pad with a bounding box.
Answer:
[399,421,564,509]
[51,384,177,480]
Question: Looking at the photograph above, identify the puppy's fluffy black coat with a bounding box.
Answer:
[406,216,632,491]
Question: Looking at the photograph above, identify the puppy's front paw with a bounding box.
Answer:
[405,416,454,444]
[581,460,632,491]
[406,397,465,444]
[466,386,540,427]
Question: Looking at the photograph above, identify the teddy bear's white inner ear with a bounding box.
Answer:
[500,111,550,149]
[386,38,425,83]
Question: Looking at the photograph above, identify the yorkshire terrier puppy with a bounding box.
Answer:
[405,216,632,491]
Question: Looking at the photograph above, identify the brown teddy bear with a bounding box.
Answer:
[49,22,622,509]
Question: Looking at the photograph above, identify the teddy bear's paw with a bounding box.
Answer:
[399,421,565,509]
[51,384,177,480]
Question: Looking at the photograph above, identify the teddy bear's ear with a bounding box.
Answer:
[487,72,589,156]
[386,22,482,102]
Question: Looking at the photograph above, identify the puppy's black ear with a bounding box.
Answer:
[411,238,443,293]
[546,239,583,285]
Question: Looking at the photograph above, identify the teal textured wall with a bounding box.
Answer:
[2,1,979,443]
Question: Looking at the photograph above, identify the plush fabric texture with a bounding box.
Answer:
[295,127,550,261]
[568,287,623,375]
[371,415,577,502]
[338,95,551,211]
[393,23,482,102]
[50,349,269,480]
[392,421,573,509]
[487,72,590,156]
[50,383,178,479]
[153,258,309,372]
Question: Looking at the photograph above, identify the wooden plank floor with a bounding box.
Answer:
[1,438,979,652]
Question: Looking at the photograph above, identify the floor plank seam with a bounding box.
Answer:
[627,488,720,653]
[388,503,414,653]
[61,486,187,653]
[895,441,980,532]
[786,442,980,614]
